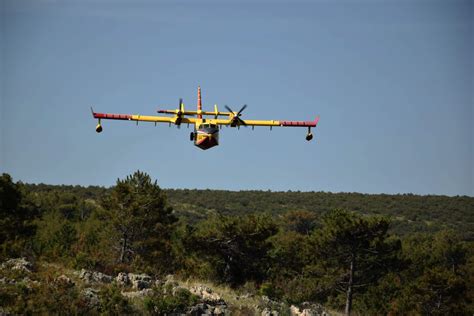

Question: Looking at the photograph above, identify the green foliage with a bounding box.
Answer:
[188,214,278,287]
[165,189,474,240]
[258,281,283,299]
[0,275,90,315]
[390,230,471,315]
[99,284,135,315]
[281,210,319,235]
[396,267,467,315]
[34,210,78,260]
[269,231,308,277]
[143,287,199,315]
[303,210,401,314]
[100,171,177,273]
[0,173,36,258]
[2,173,473,314]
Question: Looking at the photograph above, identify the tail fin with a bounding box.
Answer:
[197,86,202,119]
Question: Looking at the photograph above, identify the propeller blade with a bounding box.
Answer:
[237,104,247,116]
[225,105,234,113]
[178,98,184,115]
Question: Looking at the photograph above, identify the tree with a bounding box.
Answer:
[188,214,278,287]
[101,171,177,272]
[310,209,400,316]
[281,210,319,235]
[394,230,471,315]
[0,173,36,257]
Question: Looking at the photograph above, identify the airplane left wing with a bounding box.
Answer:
[211,116,319,141]
[211,116,320,128]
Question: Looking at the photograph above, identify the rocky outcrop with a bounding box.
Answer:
[121,288,153,299]
[187,303,229,316]
[78,269,112,284]
[129,273,152,290]
[55,274,75,288]
[82,288,100,308]
[290,302,330,316]
[190,285,224,304]
[1,258,33,273]
[262,308,280,316]
[116,272,129,286]
[0,261,330,316]
[115,272,153,290]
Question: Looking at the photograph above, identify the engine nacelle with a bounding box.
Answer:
[306,132,313,141]
[96,124,103,133]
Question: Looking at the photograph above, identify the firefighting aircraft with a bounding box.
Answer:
[91,87,320,150]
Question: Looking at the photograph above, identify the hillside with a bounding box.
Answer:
[24,183,474,239]
[1,258,334,315]
[2,174,472,315]
[166,189,474,239]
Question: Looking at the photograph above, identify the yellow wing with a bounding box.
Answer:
[91,110,198,125]
[209,117,319,128]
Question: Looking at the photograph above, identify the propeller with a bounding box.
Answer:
[178,98,184,115]
[174,98,184,126]
[225,104,247,126]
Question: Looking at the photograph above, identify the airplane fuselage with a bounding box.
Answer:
[192,122,219,150]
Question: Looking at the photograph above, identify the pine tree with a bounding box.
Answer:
[101,171,177,272]
[188,214,278,287]
[0,173,36,257]
[311,209,401,316]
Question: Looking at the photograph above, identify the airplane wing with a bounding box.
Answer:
[91,109,198,125]
[211,116,320,128]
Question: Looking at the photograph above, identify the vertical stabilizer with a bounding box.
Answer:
[197,86,202,119]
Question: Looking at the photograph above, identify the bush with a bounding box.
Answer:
[143,287,199,315]
[99,284,135,315]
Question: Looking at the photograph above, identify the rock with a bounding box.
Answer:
[116,272,129,286]
[0,277,15,285]
[79,269,112,284]
[82,288,100,308]
[187,303,212,315]
[121,288,153,299]
[214,306,229,316]
[262,308,279,316]
[55,275,74,287]
[1,258,33,273]
[290,303,329,316]
[128,273,152,290]
[190,284,224,304]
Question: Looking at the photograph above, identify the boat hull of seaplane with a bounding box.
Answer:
[193,124,219,150]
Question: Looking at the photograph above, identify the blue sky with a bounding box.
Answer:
[1,0,472,196]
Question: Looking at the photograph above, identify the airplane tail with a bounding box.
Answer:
[197,86,202,119]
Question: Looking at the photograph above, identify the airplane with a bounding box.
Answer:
[91,86,320,150]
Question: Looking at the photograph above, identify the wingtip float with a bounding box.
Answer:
[91,87,320,150]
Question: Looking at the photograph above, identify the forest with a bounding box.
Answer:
[1,171,473,315]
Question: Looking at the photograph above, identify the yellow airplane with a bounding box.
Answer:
[91,87,320,150]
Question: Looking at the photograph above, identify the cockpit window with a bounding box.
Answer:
[199,124,217,129]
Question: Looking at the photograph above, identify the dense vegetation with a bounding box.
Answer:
[1,172,473,315]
